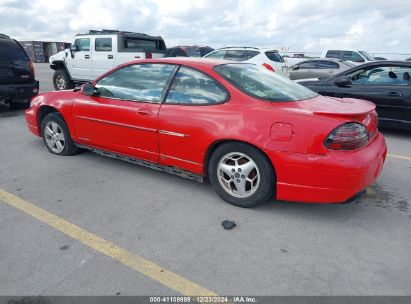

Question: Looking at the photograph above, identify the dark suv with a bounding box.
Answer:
[0,34,39,109]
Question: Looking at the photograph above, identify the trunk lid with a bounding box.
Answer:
[277,95,378,139]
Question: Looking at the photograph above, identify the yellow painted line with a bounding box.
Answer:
[0,188,217,297]
[387,153,411,161]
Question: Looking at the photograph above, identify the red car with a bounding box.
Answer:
[25,58,387,207]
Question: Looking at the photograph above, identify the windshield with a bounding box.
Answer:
[214,63,318,102]
[359,51,374,61]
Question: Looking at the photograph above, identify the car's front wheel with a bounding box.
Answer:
[208,142,276,208]
[41,112,80,156]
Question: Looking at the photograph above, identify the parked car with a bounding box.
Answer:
[25,58,386,207]
[322,49,375,65]
[166,46,214,57]
[0,33,39,109]
[298,61,411,130]
[49,30,167,90]
[289,59,354,80]
[204,47,287,75]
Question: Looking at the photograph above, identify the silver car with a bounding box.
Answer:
[289,59,354,80]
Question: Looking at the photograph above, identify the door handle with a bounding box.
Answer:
[388,92,401,97]
[137,109,152,116]
[85,54,90,59]
[108,54,113,59]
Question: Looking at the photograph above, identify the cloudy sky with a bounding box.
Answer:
[1,0,411,56]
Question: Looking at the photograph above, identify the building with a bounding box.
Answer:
[19,41,71,63]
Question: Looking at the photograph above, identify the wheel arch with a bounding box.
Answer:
[204,139,277,179]
[50,61,68,73]
[37,105,60,135]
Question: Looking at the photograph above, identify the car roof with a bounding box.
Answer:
[216,47,280,52]
[0,33,11,39]
[352,60,411,68]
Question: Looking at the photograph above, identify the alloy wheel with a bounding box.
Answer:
[217,152,260,198]
[44,121,65,153]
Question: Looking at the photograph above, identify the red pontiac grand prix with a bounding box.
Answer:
[25,58,387,207]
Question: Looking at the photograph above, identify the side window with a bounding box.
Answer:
[205,50,226,59]
[349,66,411,85]
[343,51,365,63]
[166,67,227,105]
[326,50,340,59]
[95,64,175,102]
[123,37,159,51]
[246,50,259,59]
[74,38,90,51]
[224,50,248,61]
[95,38,112,52]
[317,61,339,69]
[265,51,284,62]
[298,61,317,69]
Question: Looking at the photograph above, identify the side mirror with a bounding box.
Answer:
[82,83,95,96]
[291,66,300,71]
[333,76,352,87]
[70,45,78,52]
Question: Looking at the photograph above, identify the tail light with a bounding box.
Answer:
[145,52,152,59]
[324,123,369,150]
[262,63,275,72]
[29,60,35,77]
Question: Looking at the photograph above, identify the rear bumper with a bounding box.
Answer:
[0,81,39,102]
[267,132,387,203]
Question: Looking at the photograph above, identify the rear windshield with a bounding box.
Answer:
[0,39,28,60]
[265,51,284,62]
[123,37,166,52]
[214,63,318,102]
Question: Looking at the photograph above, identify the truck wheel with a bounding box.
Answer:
[41,112,80,156]
[208,142,276,208]
[53,69,74,90]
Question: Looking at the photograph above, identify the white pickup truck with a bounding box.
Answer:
[49,30,167,90]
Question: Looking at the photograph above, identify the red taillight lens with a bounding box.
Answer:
[145,52,152,59]
[262,63,275,72]
[29,60,35,77]
[325,123,369,150]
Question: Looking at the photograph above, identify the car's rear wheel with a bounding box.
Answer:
[53,69,74,90]
[41,113,79,156]
[208,142,275,208]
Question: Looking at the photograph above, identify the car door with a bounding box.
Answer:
[92,36,116,78]
[70,38,92,80]
[72,63,177,162]
[325,64,411,125]
[290,61,318,80]
[158,66,229,174]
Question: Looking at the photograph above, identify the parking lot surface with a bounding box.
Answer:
[0,64,410,296]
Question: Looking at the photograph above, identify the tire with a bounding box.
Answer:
[208,142,276,208]
[41,112,80,156]
[53,69,74,90]
[9,101,30,110]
